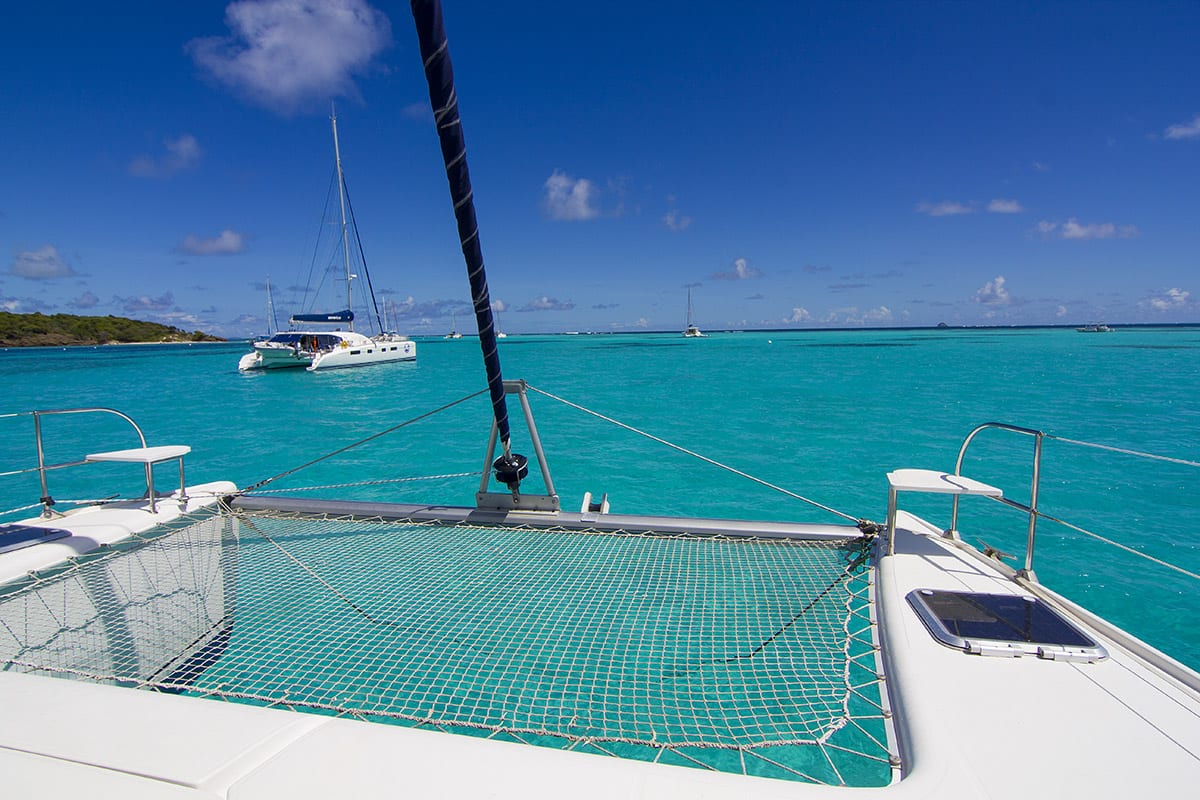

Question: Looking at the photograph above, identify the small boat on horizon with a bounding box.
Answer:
[1076,322,1114,332]
[445,310,464,339]
[683,287,705,338]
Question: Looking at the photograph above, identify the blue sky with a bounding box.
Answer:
[2,1,1197,336]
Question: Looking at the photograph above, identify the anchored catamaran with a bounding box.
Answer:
[237,113,416,372]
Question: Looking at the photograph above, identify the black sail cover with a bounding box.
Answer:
[410,0,511,449]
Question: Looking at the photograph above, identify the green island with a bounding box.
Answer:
[0,312,224,347]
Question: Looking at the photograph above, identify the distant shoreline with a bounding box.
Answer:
[1,340,236,351]
[0,311,225,349]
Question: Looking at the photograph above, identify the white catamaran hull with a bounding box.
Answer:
[238,332,416,372]
[309,338,416,370]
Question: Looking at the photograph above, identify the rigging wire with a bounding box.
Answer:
[298,168,340,317]
[527,385,861,524]
[340,175,385,335]
[1029,506,1200,582]
[238,388,488,495]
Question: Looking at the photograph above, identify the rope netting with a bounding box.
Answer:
[0,507,893,785]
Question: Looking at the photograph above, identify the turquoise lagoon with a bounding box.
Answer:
[2,326,1198,669]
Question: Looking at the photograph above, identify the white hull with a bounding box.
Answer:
[309,338,416,370]
[238,331,416,372]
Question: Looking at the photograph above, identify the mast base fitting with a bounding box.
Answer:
[493,453,529,495]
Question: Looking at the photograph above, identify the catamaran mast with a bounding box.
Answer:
[331,109,354,331]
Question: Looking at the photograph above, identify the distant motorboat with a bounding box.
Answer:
[1076,323,1114,332]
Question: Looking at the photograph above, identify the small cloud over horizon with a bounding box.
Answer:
[113,291,176,316]
[177,229,246,255]
[973,275,1012,306]
[916,201,973,217]
[68,290,100,309]
[1139,287,1191,312]
[712,257,762,280]
[1034,218,1139,240]
[987,198,1023,213]
[517,295,575,312]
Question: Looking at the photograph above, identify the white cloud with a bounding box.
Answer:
[1164,114,1200,141]
[114,291,176,315]
[859,306,892,323]
[974,275,1011,306]
[785,307,811,323]
[490,299,507,313]
[1032,161,1050,172]
[0,295,56,313]
[543,171,599,221]
[1140,287,1191,312]
[1034,218,1139,240]
[9,245,77,279]
[821,306,893,325]
[129,135,201,178]
[916,201,973,217]
[713,257,762,280]
[662,209,692,232]
[1056,305,1067,317]
[178,229,246,255]
[987,198,1023,213]
[187,0,391,114]
[69,291,100,309]
[1060,218,1139,240]
[518,295,575,312]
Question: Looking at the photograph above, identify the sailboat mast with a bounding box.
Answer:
[266,275,277,335]
[331,109,354,330]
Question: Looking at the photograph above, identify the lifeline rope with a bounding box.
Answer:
[242,472,478,495]
[528,385,862,524]
[1030,506,1200,582]
[1046,434,1200,469]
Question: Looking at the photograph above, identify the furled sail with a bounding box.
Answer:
[409,0,511,451]
[290,310,354,325]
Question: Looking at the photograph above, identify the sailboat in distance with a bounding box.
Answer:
[445,310,463,339]
[683,287,705,337]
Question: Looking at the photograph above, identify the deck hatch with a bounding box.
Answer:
[907,589,1107,660]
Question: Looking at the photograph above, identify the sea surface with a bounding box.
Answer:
[2,326,1198,669]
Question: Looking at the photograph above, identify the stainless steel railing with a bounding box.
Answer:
[0,408,148,517]
[950,422,1045,579]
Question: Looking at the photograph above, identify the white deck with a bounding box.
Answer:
[0,497,1198,797]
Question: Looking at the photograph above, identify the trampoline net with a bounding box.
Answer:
[0,508,893,785]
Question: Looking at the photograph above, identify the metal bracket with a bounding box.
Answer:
[476,380,560,512]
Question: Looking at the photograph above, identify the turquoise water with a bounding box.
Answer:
[2,327,1199,668]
